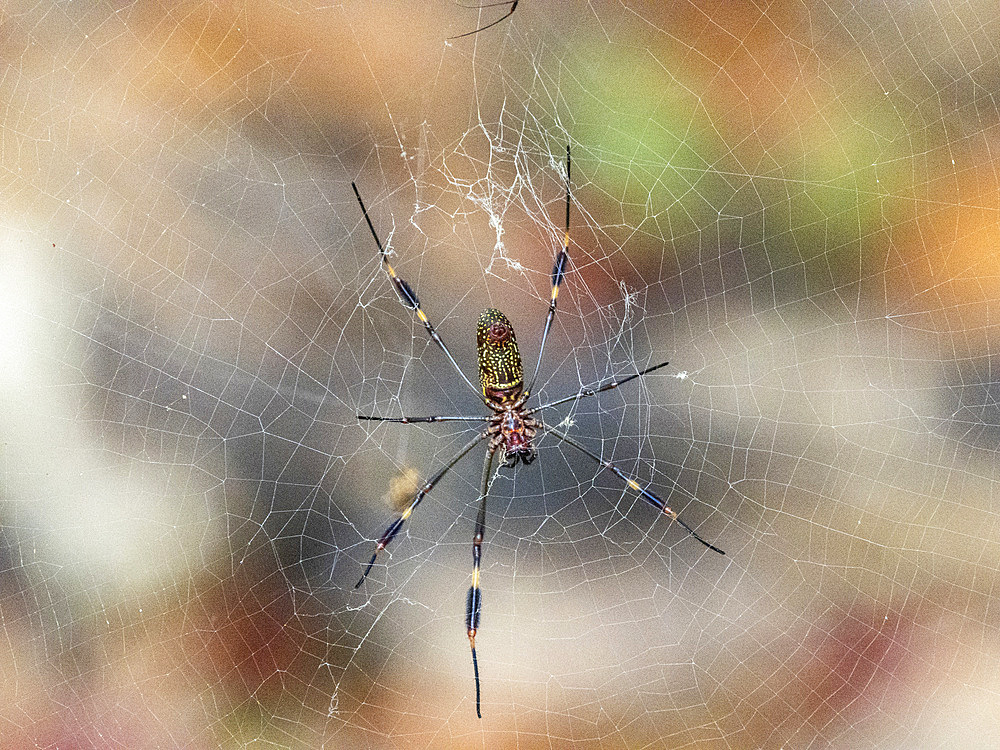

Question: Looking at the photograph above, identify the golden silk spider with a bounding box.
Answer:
[352,146,724,718]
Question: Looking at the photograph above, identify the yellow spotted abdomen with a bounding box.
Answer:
[476,308,523,403]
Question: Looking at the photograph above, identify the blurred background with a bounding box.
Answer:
[2,0,999,747]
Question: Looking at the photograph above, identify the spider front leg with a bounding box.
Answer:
[527,145,572,394]
[352,182,486,404]
[355,432,487,588]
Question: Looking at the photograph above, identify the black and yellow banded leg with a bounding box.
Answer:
[357,414,491,425]
[545,426,725,555]
[352,182,486,403]
[527,360,671,414]
[528,145,572,394]
[355,432,488,588]
[466,446,496,719]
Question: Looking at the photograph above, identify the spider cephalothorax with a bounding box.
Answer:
[353,146,723,720]
[489,399,538,467]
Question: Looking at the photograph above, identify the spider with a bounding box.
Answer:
[450,1,518,39]
[352,146,724,719]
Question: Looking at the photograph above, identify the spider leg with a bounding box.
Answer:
[527,145,571,395]
[526,360,671,414]
[358,414,490,425]
[450,0,518,39]
[355,432,488,588]
[544,426,725,555]
[467,446,497,719]
[352,182,487,404]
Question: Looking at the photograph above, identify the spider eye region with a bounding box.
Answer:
[477,308,523,403]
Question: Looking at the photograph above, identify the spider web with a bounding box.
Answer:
[2,1,999,747]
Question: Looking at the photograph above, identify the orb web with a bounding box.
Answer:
[1,1,998,748]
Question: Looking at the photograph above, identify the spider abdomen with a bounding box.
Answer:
[477,308,524,404]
